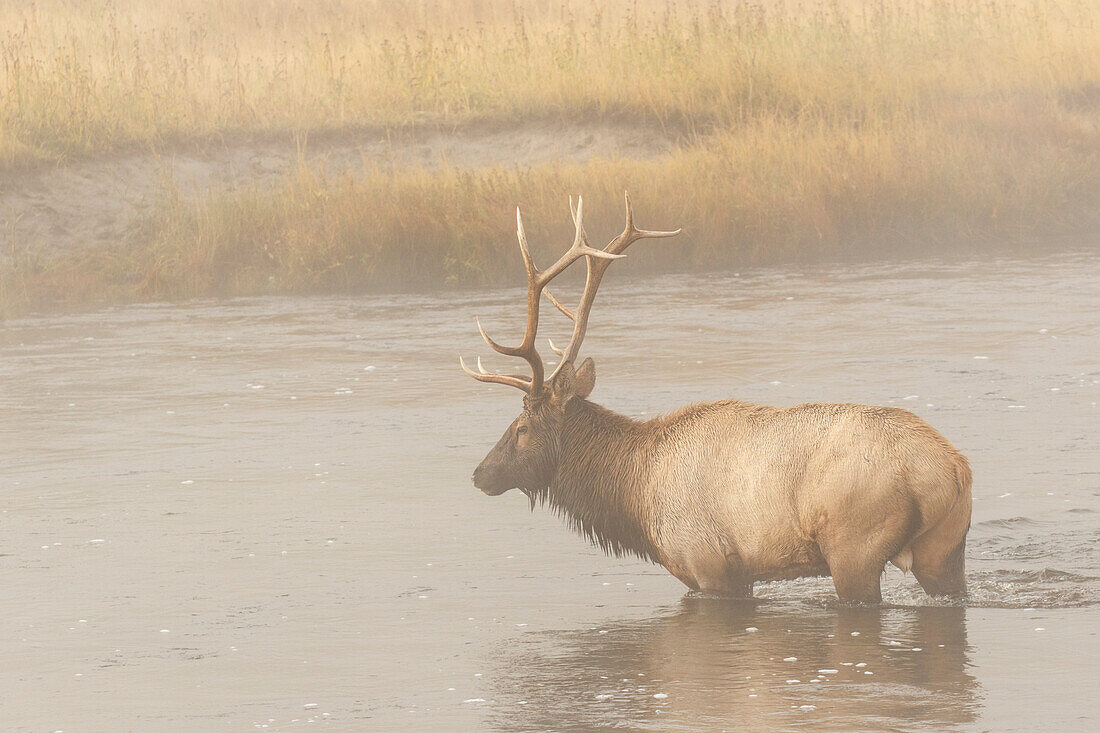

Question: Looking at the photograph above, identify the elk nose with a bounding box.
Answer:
[472,465,488,489]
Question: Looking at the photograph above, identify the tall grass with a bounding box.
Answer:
[1,0,1098,315]
[5,108,1093,315]
[2,0,1096,164]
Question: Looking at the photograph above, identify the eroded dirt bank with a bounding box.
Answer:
[0,120,673,258]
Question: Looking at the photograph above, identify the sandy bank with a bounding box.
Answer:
[0,120,673,259]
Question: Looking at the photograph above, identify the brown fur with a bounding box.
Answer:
[474,371,972,604]
[466,200,969,603]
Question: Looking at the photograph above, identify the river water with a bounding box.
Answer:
[2,252,1097,731]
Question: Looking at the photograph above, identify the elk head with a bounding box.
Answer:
[461,193,680,496]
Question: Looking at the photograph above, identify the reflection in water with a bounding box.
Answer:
[490,599,977,732]
[2,252,1095,729]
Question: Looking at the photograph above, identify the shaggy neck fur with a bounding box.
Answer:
[540,399,659,562]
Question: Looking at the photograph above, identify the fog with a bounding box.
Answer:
[3,253,1097,730]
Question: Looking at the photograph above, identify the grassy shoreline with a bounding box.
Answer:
[1,0,1098,316]
[5,115,1095,316]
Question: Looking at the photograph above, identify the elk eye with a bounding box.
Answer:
[516,425,528,436]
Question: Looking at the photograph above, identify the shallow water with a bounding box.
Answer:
[2,252,1098,731]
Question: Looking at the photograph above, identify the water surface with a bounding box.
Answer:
[2,252,1097,731]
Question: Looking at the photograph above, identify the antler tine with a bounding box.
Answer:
[460,200,572,397]
[543,288,576,320]
[476,356,531,382]
[608,191,682,255]
[463,194,677,397]
[546,191,681,382]
[515,207,536,277]
[475,316,513,355]
[459,356,531,391]
[536,195,625,284]
[479,206,552,393]
[547,338,565,357]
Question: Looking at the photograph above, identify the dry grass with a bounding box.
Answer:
[2,0,1098,315]
[7,110,1094,313]
[3,0,1097,164]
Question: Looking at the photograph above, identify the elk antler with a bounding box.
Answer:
[460,196,625,398]
[543,192,680,383]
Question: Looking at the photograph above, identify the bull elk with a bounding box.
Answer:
[461,194,971,603]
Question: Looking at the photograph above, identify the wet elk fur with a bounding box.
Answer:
[462,195,972,603]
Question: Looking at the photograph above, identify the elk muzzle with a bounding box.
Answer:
[472,457,514,496]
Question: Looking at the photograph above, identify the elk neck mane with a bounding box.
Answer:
[534,398,661,563]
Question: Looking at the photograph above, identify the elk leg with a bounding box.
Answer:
[663,549,753,598]
[722,577,754,599]
[818,535,891,604]
[912,537,967,599]
[703,567,753,599]
[707,544,753,598]
[911,492,970,600]
[828,558,884,604]
[816,492,920,604]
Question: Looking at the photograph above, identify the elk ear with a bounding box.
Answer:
[573,357,596,399]
[549,358,596,405]
[549,361,577,405]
